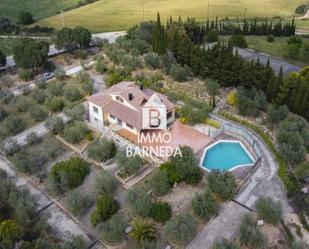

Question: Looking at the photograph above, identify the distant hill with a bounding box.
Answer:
[34,0,307,32]
[0,0,81,21]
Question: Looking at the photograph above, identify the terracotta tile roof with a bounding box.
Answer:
[88,81,176,129]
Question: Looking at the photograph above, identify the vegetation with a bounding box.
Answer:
[48,157,89,194]
[255,197,282,225]
[116,152,144,177]
[267,104,289,125]
[94,170,118,196]
[294,161,309,183]
[149,170,171,196]
[13,38,49,74]
[207,171,237,200]
[230,34,248,48]
[239,214,267,249]
[98,214,126,243]
[65,190,93,217]
[127,187,152,217]
[130,218,156,245]
[62,121,89,144]
[87,138,117,162]
[91,194,119,226]
[163,212,197,247]
[0,49,6,66]
[149,202,172,223]
[192,189,219,221]
[212,239,241,249]
[36,0,303,32]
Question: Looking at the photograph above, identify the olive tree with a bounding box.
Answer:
[207,171,237,200]
[87,138,117,162]
[65,190,93,217]
[98,214,126,243]
[255,197,282,225]
[127,187,152,217]
[93,170,118,196]
[192,189,219,221]
[149,170,171,196]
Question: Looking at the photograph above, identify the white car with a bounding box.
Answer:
[41,72,54,80]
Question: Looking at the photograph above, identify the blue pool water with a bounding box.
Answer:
[201,141,254,171]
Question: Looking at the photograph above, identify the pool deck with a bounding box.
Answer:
[187,114,293,249]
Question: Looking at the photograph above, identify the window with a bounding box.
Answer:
[110,114,115,120]
[167,111,173,119]
[117,118,122,125]
[93,106,99,114]
[116,96,124,103]
[126,123,134,130]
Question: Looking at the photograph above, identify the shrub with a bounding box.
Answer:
[65,190,93,217]
[64,87,82,102]
[192,189,219,221]
[28,106,48,122]
[288,36,302,48]
[77,70,92,84]
[90,194,119,226]
[130,218,156,245]
[47,82,64,96]
[287,44,300,60]
[49,157,89,193]
[294,161,309,183]
[87,138,117,162]
[206,30,219,42]
[149,170,171,196]
[98,214,126,243]
[26,132,41,145]
[169,64,190,82]
[94,171,118,196]
[230,34,247,48]
[62,121,89,144]
[212,239,241,249]
[127,188,152,217]
[295,4,308,14]
[255,197,282,225]
[3,116,26,135]
[45,116,64,134]
[267,35,274,42]
[18,70,33,81]
[267,104,288,125]
[163,212,197,247]
[45,97,65,112]
[61,236,87,249]
[0,107,8,121]
[30,89,46,104]
[207,171,237,200]
[227,91,237,106]
[116,152,143,177]
[0,50,6,67]
[15,96,32,112]
[54,69,65,80]
[149,202,172,223]
[239,214,267,249]
[95,57,108,73]
[144,52,160,69]
[65,104,86,121]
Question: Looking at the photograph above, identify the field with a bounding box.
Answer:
[0,0,81,21]
[35,0,308,32]
[245,35,309,65]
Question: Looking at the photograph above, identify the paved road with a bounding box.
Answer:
[204,42,301,75]
[91,74,106,93]
[0,31,124,71]
[187,114,292,249]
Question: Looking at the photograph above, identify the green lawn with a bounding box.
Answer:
[0,0,81,22]
[245,35,309,65]
[35,0,308,32]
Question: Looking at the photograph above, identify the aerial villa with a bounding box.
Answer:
[87,81,258,171]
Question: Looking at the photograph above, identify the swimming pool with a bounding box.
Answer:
[200,140,255,171]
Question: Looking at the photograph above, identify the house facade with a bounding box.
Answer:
[88,81,176,136]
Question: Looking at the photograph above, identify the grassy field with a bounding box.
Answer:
[0,0,81,21]
[35,0,308,32]
[245,35,309,64]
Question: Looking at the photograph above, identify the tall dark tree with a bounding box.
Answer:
[0,49,6,67]
[152,13,167,54]
[13,38,49,74]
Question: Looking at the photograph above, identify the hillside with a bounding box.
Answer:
[35,0,308,32]
[0,0,81,21]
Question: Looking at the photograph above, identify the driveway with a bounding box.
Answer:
[187,113,292,249]
[91,74,106,94]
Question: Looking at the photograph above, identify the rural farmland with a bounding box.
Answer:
[34,0,309,32]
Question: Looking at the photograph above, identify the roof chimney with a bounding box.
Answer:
[128,93,133,101]
[140,84,144,90]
